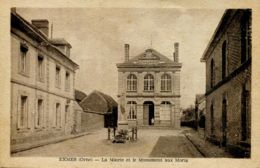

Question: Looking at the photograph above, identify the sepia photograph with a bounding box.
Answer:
[8,7,251,158]
[1,1,259,168]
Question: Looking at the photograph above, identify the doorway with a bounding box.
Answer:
[143,101,154,125]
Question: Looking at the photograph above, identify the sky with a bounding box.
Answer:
[16,8,225,109]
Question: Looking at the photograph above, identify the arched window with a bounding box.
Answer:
[127,101,137,119]
[161,74,171,91]
[241,83,250,141]
[222,41,227,79]
[144,74,154,91]
[222,97,227,145]
[210,59,215,88]
[210,102,214,135]
[241,10,251,63]
[127,74,137,91]
[160,101,171,121]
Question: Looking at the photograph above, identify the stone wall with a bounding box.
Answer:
[80,112,104,132]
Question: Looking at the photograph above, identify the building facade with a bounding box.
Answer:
[117,43,182,128]
[11,9,79,152]
[201,9,251,157]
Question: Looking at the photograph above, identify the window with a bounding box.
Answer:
[127,74,137,91]
[19,95,28,128]
[65,105,69,124]
[20,43,28,74]
[36,99,44,128]
[160,101,171,120]
[55,103,61,127]
[127,101,137,119]
[241,10,251,63]
[222,97,227,145]
[241,84,250,141]
[222,41,227,79]
[144,74,154,91]
[210,59,215,88]
[210,103,215,135]
[55,66,61,88]
[161,74,171,91]
[65,71,70,91]
[37,55,44,82]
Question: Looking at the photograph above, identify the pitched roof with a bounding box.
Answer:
[11,9,78,69]
[74,89,87,103]
[79,90,117,114]
[117,48,182,68]
[200,9,240,62]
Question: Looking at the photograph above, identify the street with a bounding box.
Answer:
[12,128,203,157]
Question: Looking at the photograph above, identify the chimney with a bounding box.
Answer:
[174,42,179,62]
[31,19,49,37]
[124,44,129,62]
[11,7,16,13]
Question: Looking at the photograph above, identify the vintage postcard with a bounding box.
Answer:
[0,0,260,168]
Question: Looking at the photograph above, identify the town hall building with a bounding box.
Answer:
[116,43,182,128]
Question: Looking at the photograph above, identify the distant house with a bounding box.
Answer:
[79,90,118,132]
[201,9,251,157]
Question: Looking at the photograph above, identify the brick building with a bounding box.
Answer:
[11,9,79,152]
[201,9,251,157]
[116,43,182,128]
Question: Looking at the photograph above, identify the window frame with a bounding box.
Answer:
[241,10,251,64]
[144,74,154,92]
[210,102,215,135]
[127,101,137,120]
[17,92,29,130]
[19,43,29,76]
[161,73,172,92]
[37,54,45,82]
[65,105,70,124]
[55,65,61,88]
[54,102,61,128]
[160,101,171,121]
[241,83,250,141]
[35,98,44,129]
[210,59,215,88]
[222,41,227,79]
[65,71,70,91]
[126,74,137,92]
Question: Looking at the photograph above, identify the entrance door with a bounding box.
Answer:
[143,101,154,125]
[222,98,227,146]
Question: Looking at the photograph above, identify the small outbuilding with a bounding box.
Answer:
[79,90,118,132]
